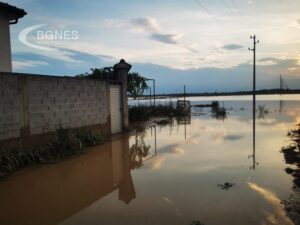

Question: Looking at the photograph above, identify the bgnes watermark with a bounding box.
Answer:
[19,24,79,51]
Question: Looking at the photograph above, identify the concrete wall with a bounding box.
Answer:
[0,15,12,72]
[0,72,110,143]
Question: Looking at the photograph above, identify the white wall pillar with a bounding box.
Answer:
[0,15,12,72]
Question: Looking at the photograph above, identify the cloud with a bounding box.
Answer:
[146,156,166,170]
[259,57,281,62]
[223,134,244,141]
[223,44,244,50]
[12,45,300,93]
[289,19,300,28]
[258,57,282,65]
[12,60,49,70]
[130,17,184,46]
[171,147,185,155]
[150,33,182,45]
[103,19,129,29]
[12,50,114,75]
[133,57,300,93]
[130,18,161,32]
[185,43,199,53]
[247,182,294,225]
[105,17,196,52]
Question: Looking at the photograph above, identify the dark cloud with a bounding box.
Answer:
[223,44,244,50]
[130,17,182,46]
[12,49,115,76]
[223,134,244,141]
[159,143,181,155]
[259,57,281,62]
[13,49,300,94]
[149,33,180,45]
[133,57,300,93]
[97,54,115,60]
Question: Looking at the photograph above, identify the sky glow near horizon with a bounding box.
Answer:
[5,0,300,92]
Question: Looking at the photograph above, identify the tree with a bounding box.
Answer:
[127,72,149,99]
[77,67,114,80]
[77,67,148,99]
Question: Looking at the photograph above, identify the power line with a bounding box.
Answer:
[194,0,244,43]
[221,0,248,30]
[229,0,252,30]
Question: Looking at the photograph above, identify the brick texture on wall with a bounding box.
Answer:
[0,73,110,141]
[0,74,20,140]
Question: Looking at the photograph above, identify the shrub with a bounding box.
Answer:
[0,127,104,180]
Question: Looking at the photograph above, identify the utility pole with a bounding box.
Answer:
[248,35,259,100]
[249,35,259,170]
[280,75,282,90]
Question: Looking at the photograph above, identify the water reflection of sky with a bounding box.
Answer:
[61,97,298,225]
[125,97,299,225]
[0,95,299,225]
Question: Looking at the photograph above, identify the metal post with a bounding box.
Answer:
[184,85,186,102]
[145,78,156,107]
[149,86,152,106]
[153,79,156,107]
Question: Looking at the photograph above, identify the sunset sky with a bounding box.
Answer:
[7,0,300,93]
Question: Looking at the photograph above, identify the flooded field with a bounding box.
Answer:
[0,95,299,225]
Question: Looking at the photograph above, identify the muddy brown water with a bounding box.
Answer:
[0,95,299,225]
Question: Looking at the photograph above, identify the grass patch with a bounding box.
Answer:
[0,127,104,180]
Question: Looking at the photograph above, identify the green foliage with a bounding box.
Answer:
[127,72,149,99]
[74,129,104,147]
[129,105,152,121]
[0,127,104,180]
[77,67,149,98]
[129,103,188,122]
[77,67,114,79]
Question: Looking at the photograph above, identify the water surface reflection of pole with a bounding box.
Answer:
[253,101,256,170]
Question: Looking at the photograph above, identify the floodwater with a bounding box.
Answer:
[0,94,299,225]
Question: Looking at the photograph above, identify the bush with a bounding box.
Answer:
[129,105,152,121]
[129,103,189,122]
[0,127,104,180]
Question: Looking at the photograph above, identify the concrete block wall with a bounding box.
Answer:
[0,72,110,142]
[0,74,20,140]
